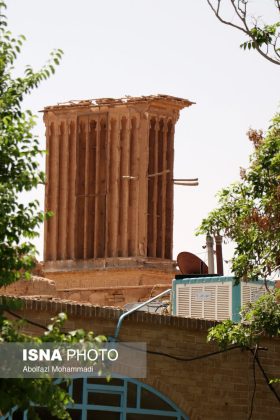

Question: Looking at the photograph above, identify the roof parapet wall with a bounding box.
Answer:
[43,94,194,112]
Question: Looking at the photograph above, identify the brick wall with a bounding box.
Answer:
[48,268,173,306]
[0,267,174,307]
[0,266,174,307]
[4,297,280,420]
[1,277,56,298]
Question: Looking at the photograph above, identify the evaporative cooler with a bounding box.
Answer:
[172,276,274,322]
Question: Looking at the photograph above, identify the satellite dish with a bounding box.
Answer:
[177,252,208,275]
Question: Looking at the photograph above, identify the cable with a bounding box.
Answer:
[3,310,242,362]
[116,340,241,362]
[146,344,241,361]
[250,348,280,404]
[248,345,257,420]
[4,309,280,406]
[4,309,48,331]
[154,304,168,313]
[4,311,242,363]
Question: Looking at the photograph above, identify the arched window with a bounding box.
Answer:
[1,377,189,419]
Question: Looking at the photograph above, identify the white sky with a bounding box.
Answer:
[6,0,280,274]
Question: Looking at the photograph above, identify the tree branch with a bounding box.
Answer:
[206,0,248,34]
[206,0,280,65]
[273,34,280,59]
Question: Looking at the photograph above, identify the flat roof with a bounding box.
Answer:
[43,94,195,112]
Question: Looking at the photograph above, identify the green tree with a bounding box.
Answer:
[203,0,280,404]
[207,289,280,349]
[198,116,280,385]
[207,289,280,391]
[0,2,107,418]
[0,0,62,286]
[206,0,280,65]
[0,310,106,419]
[198,112,280,281]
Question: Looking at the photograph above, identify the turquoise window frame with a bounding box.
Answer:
[0,376,189,420]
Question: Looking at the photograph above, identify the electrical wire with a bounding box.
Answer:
[4,309,280,406]
[4,309,241,361]
[250,348,280,404]
[146,344,241,361]
[115,340,241,362]
[4,309,48,331]
[248,345,257,420]
[154,304,168,313]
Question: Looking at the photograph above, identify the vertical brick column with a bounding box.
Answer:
[43,95,193,264]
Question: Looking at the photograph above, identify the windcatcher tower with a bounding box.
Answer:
[43,95,193,305]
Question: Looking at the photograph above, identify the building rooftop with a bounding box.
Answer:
[43,94,195,112]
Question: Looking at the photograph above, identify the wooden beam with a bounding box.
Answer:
[148,169,170,178]
[174,181,199,186]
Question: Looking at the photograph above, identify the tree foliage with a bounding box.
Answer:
[0,0,63,286]
[207,289,280,349]
[0,2,108,418]
[198,113,280,280]
[207,289,280,388]
[205,0,280,397]
[0,311,106,419]
[206,0,280,65]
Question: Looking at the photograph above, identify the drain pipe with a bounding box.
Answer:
[206,235,215,274]
[215,235,224,275]
[112,288,171,341]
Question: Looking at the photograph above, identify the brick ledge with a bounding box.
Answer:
[0,294,217,331]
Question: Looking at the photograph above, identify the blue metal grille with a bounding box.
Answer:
[1,377,189,419]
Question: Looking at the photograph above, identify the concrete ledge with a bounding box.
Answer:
[56,284,170,292]
[44,257,177,273]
